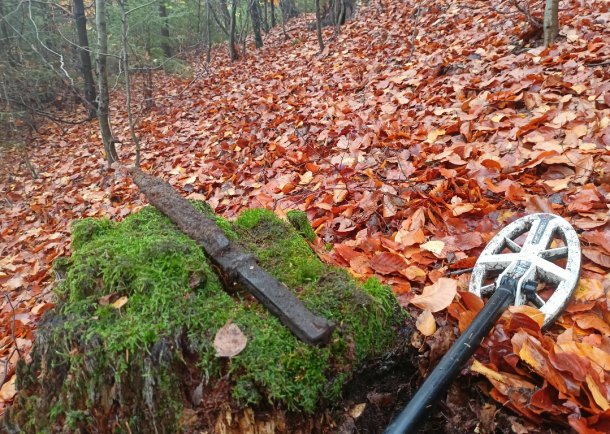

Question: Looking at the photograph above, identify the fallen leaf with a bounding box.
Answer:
[370,252,407,274]
[111,296,129,309]
[420,240,445,256]
[410,278,457,312]
[214,321,247,358]
[349,403,367,419]
[0,375,16,401]
[333,182,348,203]
[416,310,437,336]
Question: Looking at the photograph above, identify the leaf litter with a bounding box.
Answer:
[0,0,609,429]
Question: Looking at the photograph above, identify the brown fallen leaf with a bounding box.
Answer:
[214,321,247,358]
[370,252,407,274]
[0,375,16,401]
[410,278,457,312]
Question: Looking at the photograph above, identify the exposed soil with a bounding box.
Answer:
[335,317,571,434]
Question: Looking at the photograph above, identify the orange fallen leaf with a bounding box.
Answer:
[410,277,457,312]
[0,375,16,401]
[370,252,407,275]
[416,310,436,336]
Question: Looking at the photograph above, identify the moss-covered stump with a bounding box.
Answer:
[4,205,402,433]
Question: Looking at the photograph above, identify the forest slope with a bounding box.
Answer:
[1,0,610,430]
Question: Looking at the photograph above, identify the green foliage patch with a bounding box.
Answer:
[7,205,401,433]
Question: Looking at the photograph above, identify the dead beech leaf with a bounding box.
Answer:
[573,279,605,301]
[0,375,16,401]
[214,321,247,358]
[427,128,445,143]
[333,182,348,203]
[410,278,457,312]
[395,228,425,247]
[299,171,313,185]
[582,248,610,268]
[370,252,407,274]
[416,310,436,336]
[470,359,536,392]
[451,203,474,216]
[420,240,445,256]
[31,302,55,316]
[400,265,427,282]
[4,276,24,290]
[572,312,610,335]
[586,375,610,411]
[349,403,367,419]
[381,103,397,115]
[111,296,128,309]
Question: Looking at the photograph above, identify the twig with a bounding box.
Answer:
[0,293,21,389]
[446,267,474,276]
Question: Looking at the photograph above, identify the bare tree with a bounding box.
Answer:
[250,0,263,48]
[73,0,97,119]
[118,0,142,167]
[543,0,559,46]
[95,0,118,166]
[315,0,323,52]
[228,0,238,60]
[159,1,172,57]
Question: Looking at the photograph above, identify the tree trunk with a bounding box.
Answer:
[315,0,324,52]
[73,0,97,119]
[159,1,172,57]
[543,0,559,47]
[250,0,263,48]
[280,0,298,21]
[271,0,276,27]
[118,0,141,167]
[263,0,269,32]
[206,0,212,63]
[95,0,118,167]
[229,0,238,61]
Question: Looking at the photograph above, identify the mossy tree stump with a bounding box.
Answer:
[4,204,404,433]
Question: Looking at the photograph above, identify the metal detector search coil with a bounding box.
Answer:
[469,213,581,328]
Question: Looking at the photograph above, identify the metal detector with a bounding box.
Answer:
[385,213,581,433]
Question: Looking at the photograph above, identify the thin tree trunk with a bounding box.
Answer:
[206,0,212,63]
[73,0,97,119]
[95,0,118,167]
[159,1,172,57]
[263,0,269,33]
[270,0,276,27]
[229,0,238,61]
[250,0,263,48]
[118,0,141,167]
[543,0,559,47]
[315,0,324,52]
[279,0,298,20]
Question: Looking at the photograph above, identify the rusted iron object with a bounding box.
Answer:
[131,168,335,345]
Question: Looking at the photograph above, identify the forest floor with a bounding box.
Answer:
[1,0,610,431]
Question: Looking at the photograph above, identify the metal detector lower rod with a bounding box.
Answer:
[385,284,515,434]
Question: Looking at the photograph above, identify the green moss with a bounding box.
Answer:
[287,210,317,242]
[8,204,401,433]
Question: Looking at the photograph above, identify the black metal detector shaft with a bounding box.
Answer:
[384,279,516,434]
[385,213,581,433]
